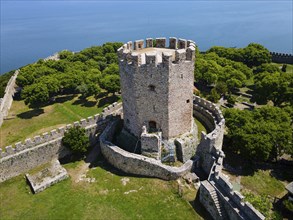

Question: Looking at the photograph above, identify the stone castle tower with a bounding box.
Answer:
[118,37,197,161]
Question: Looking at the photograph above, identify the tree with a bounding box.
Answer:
[102,63,119,75]
[224,107,292,161]
[243,43,271,67]
[207,88,220,102]
[21,83,49,107]
[215,81,228,95]
[100,74,120,95]
[254,71,293,106]
[62,126,90,155]
[226,94,236,105]
[281,64,287,72]
[77,83,101,98]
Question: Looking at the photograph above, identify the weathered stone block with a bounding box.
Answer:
[25,160,68,194]
[145,38,153,48]
[169,37,177,49]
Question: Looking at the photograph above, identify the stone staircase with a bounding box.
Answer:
[161,140,175,162]
[210,188,228,220]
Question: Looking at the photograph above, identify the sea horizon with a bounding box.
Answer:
[1,1,292,75]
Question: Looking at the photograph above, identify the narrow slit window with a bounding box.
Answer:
[186,99,190,103]
[149,85,155,92]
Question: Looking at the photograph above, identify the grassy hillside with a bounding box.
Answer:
[0,158,203,220]
[0,94,120,149]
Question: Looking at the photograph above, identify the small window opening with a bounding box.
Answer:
[181,74,183,79]
[149,121,157,133]
[186,99,190,103]
[149,85,155,91]
[126,119,130,124]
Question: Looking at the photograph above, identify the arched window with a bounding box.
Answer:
[148,121,157,132]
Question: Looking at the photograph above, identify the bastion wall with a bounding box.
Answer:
[0,102,122,183]
[0,70,19,127]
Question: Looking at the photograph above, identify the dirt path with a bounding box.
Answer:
[68,143,100,183]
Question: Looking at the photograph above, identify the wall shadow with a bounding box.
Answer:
[98,95,119,108]
[17,108,44,119]
[190,190,213,220]
[54,94,76,104]
[72,98,96,107]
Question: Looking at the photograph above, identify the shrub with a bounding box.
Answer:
[62,126,90,155]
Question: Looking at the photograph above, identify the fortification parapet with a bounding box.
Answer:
[270,52,293,64]
[193,95,225,174]
[205,158,265,220]
[0,102,123,182]
[0,70,19,127]
[118,37,196,68]
[0,103,123,160]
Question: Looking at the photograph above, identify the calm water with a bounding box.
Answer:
[1,1,292,74]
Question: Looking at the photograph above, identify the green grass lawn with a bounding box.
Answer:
[0,94,120,149]
[271,63,293,73]
[194,118,207,140]
[241,170,285,197]
[0,159,202,220]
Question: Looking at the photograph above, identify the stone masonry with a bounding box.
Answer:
[0,70,19,127]
[117,37,197,162]
[118,37,196,139]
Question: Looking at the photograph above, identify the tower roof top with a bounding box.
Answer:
[117,37,196,66]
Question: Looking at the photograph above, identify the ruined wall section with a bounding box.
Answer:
[100,120,194,180]
[0,102,122,183]
[0,70,19,127]
[118,37,196,139]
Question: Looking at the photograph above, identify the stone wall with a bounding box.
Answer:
[193,95,225,174]
[118,37,196,139]
[100,120,194,180]
[201,159,265,220]
[141,126,162,160]
[0,70,19,127]
[270,52,293,64]
[192,95,265,219]
[0,102,122,183]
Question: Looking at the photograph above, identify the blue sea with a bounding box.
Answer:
[1,0,292,74]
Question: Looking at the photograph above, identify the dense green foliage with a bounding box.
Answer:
[0,71,14,98]
[243,192,272,218]
[195,50,253,101]
[283,199,293,212]
[17,42,122,107]
[224,107,292,161]
[207,43,272,67]
[62,126,90,154]
[195,43,292,106]
[253,64,293,106]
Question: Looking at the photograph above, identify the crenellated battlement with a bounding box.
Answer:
[117,37,196,67]
[270,51,293,64]
[0,102,122,160]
